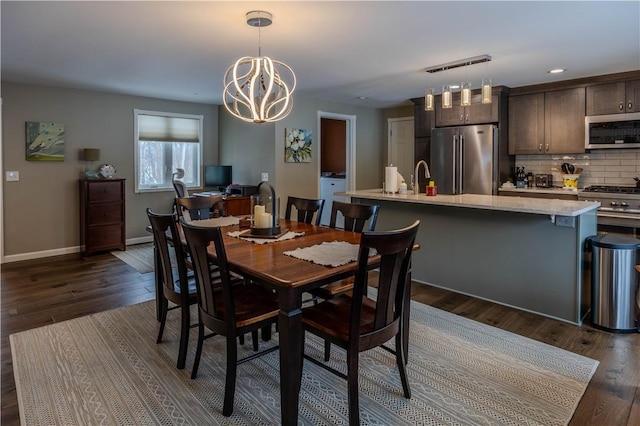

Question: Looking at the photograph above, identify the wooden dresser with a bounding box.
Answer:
[80,179,126,256]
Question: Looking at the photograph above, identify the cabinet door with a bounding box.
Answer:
[435,102,465,127]
[626,80,640,112]
[413,99,434,138]
[508,93,545,154]
[464,94,499,124]
[586,82,626,115]
[545,88,585,154]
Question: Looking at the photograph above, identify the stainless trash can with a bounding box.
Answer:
[588,234,640,332]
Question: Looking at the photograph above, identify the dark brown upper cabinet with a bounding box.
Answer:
[435,93,499,127]
[586,80,640,115]
[509,88,585,155]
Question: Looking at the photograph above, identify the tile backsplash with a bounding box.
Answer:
[515,148,640,188]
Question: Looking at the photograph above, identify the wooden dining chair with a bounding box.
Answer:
[175,195,224,221]
[181,219,280,417]
[301,220,420,426]
[285,196,325,225]
[146,208,197,370]
[312,201,381,300]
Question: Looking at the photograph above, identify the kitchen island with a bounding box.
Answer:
[345,189,600,325]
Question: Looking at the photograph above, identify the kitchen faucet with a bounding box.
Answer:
[413,160,431,195]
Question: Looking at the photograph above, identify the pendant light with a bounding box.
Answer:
[223,11,296,124]
[442,85,453,109]
[425,87,435,111]
[424,54,492,111]
[481,57,492,104]
[461,63,471,107]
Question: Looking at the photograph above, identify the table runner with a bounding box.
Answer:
[187,216,240,227]
[283,240,376,267]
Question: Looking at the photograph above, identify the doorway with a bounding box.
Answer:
[317,111,356,226]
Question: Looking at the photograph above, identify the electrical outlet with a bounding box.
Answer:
[261,172,269,182]
[6,171,19,182]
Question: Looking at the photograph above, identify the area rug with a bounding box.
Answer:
[10,299,598,425]
[111,243,156,274]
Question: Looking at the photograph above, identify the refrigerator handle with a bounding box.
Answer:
[457,134,464,194]
[452,134,458,193]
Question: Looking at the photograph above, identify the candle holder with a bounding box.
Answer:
[249,182,282,237]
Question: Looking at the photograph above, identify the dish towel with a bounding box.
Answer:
[283,241,377,267]
[227,230,305,245]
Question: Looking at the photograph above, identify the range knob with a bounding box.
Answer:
[620,202,629,207]
[610,201,619,207]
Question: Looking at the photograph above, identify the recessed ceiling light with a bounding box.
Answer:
[548,68,565,74]
[358,96,369,100]
[450,84,460,89]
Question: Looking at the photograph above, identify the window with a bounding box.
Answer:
[134,109,203,193]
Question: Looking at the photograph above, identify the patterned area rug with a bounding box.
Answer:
[10,299,598,425]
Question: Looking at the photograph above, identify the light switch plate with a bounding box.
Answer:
[261,172,269,182]
[6,171,19,181]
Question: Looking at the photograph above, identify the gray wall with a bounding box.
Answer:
[220,94,388,215]
[2,82,218,258]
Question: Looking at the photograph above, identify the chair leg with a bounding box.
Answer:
[396,331,411,398]
[347,350,360,426]
[223,335,238,416]
[251,330,259,351]
[156,298,168,344]
[191,322,205,379]
[261,324,272,341]
[239,334,245,345]
[324,340,331,361]
[176,303,190,369]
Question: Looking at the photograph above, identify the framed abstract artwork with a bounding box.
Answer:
[284,128,312,163]
[26,121,65,161]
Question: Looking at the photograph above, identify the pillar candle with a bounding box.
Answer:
[255,212,272,228]
[254,204,265,216]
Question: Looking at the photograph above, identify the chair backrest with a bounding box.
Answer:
[146,208,190,300]
[175,195,224,221]
[350,220,420,350]
[285,196,325,225]
[329,201,380,233]
[173,180,189,198]
[180,220,235,335]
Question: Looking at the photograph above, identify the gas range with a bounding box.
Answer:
[578,185,640,230]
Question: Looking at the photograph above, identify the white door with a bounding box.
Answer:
[388,117,414,184]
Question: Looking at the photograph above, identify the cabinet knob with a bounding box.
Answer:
[459,114,464,122]
[539,144,543,152]
[629,101,633,110]
[619,102,624,111]
[545,144,549,151]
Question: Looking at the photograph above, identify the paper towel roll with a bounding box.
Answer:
[385,166,398,193]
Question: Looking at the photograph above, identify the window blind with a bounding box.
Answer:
[138,114,200,142]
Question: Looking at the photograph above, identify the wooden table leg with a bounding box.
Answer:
[276,288,303,425]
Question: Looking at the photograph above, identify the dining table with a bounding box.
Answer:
[150,217,414,425]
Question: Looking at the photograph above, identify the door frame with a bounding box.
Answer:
[317,111,357,193]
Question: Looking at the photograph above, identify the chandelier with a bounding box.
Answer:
[424,54,492,111]
[223,11,296,124]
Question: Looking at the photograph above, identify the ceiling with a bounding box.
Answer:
[2,1,639,109]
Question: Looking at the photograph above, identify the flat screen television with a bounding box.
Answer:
[204,165,232,189]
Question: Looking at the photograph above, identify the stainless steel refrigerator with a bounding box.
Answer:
[430,125,499,195]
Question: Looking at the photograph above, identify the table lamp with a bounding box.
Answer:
[83,148,101,178]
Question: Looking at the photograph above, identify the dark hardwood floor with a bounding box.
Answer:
[2,252,639,425]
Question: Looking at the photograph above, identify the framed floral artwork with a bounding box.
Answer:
[284,128,312,163]
[25,121,65,161]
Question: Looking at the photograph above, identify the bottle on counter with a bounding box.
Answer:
[399,180,407,194]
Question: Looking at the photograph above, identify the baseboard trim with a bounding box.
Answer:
[1,236,153,264]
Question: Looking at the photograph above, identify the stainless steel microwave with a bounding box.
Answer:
[585,112,640,149]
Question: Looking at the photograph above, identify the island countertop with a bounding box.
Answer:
[343,189,600,217]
